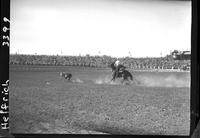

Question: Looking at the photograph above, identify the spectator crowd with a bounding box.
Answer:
[10,54,190,71]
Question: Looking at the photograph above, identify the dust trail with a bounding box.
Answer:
[94,75,122,85]
[46,81,50,85]
[94,73,190,87]
[137,74,190,87]
[72,78,83,83]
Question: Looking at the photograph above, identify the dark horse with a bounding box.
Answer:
[110,62,133,81]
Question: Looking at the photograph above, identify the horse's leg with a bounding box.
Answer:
[123,75,128,83]
[130,74,133,81]
[111,71,116,81]
[121,77,125,84]
[125,71,133,81]
[122,75,129,85]
[111,74,114,81]
[127,75,132,81]
[111,76,115,81]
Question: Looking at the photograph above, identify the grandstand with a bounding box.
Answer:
[9,54,190,71]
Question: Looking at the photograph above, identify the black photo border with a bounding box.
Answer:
[0,0,199,138]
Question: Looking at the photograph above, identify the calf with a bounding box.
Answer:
[60,72,72,80]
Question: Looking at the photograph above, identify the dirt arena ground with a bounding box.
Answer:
[9,65,190,135]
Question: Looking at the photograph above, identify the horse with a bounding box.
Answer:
[111,69,133,82]
[60,72,72,80]
[110,63,133,82]
[110,62,126,72]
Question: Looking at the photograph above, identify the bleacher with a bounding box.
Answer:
[9,54,190,71]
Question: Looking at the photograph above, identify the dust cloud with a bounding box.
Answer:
[137,74,190,87]
[94,73,190,87]
[94,75,122,85]
[72,78,83,83]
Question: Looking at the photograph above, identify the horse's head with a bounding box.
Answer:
[110,62,116,71]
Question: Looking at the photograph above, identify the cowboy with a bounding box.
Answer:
[114,59,124,78]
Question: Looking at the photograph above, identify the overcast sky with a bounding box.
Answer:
[10,0,191,58]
